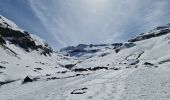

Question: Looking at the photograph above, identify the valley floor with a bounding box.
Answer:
[0,66,170,100]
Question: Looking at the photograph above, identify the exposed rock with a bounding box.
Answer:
[34,68,43,70]
[144,62,154,66]
[0,35,5,44]
[0,65,6,69]
[71,87,88,94]
[128,25,170,42]
[22,76,33,84]
[74,68,88,72]
[90,66,108,71]
[64,64,76,69]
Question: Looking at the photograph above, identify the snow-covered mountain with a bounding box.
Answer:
[0,15,76,83]
[0,15,170,100]
[61,24,170,71]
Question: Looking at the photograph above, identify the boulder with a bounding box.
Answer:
[22,76,33,84]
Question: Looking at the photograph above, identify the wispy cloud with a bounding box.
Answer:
[29,0,170,48]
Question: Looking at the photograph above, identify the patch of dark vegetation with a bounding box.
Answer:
[158,59,170,64]
[0,65,6,69]
[71,87,88,94]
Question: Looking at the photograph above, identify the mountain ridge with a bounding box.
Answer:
[1,15,170,100]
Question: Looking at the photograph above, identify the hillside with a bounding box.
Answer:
[0,16,170,100]
[0,15,76,84]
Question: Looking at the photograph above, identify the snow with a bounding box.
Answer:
[1,16,170,100]
[1,67,170,100]
[0,15,24,32]
[30,34,47,46]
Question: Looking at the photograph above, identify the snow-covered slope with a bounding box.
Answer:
[60,24,170,72]
[0,15,75,83]
[1,15,170,100]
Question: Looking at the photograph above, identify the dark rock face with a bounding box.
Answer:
[68,49,99,57]
[0,35,5,44]
[0,26,52,56]
[115,43,136,53]
[65,64,76,69]
[22,76,33,84]
[128,25,170,42]
[90,66,108,71]
[74,66,109,72]
[0,65,6,69]
[74,68,88,72]
[61,43,124,58]
[71,87,88,95]
[34,68,43,70]
[0,27,26,37]
[144,62,154,66]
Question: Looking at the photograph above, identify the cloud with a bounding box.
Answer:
[29,0,170,48]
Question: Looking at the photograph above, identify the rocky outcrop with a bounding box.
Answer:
[22,76,33,84]
[0,35,5,44]
[129,24,170,42]
[0,25,52,56]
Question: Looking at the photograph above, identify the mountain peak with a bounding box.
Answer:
[128,23,170,42]
[0,15,23,32]
[0,15,52,56]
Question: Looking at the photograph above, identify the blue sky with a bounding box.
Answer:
[0,0,170,50]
